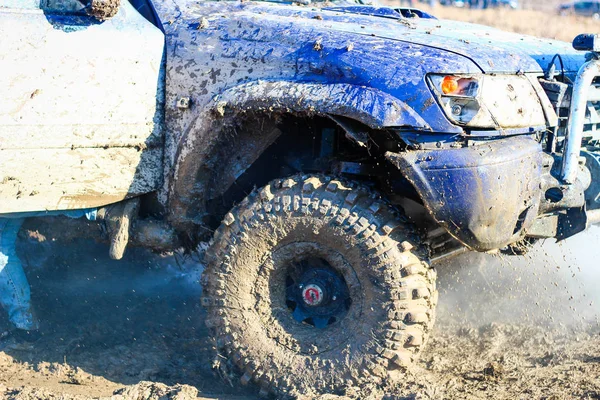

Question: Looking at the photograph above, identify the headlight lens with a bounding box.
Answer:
[427,74,546,129]
[434,75,480,97]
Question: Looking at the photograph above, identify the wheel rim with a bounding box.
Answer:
[259,241,364,355]
[284,257,352,329]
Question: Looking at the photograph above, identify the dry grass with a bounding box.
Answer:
[397,4,600,42]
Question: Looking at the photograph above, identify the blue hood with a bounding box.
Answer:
[328,7,585,73]
[259,4,587,74]
[155,1,586,74]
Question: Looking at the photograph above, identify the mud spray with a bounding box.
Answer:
[406,227,600,400]
[436,226,600,330]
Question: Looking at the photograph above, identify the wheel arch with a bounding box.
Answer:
[210,81,431,130]
[167,81,429,235]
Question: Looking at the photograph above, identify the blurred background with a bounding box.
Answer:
[393,0,600,42]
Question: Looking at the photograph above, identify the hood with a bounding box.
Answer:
[153,1,586,74]
[223,3,586,74]
[322,6,586,73]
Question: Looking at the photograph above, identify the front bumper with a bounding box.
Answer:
[386,136,543,252]
[386,37,600,252]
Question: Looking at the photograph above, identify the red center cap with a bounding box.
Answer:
[302,284,324,306]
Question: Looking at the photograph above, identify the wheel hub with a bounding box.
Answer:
[302,284,324,306]
[285,257,351,329]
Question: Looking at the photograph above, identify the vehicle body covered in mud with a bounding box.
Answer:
[1,0,600,396]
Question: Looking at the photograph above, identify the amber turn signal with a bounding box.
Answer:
[441,76,459,95]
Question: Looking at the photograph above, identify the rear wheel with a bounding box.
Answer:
[202,175,437,396]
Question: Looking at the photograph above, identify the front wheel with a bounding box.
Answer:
[202,175,438,397]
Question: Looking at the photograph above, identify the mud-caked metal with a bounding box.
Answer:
[1,0,600,396]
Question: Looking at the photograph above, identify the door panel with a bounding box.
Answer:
[0,0,165,213]
[2,147,162,211]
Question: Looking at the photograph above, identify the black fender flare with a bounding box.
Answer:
[167,80,430,228]
[210,80,430,130]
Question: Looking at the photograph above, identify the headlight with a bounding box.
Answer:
[427,74,547,129]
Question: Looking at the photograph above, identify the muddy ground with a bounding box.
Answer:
[0,225,599,399]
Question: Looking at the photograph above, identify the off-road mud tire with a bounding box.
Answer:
[202,175,437,397]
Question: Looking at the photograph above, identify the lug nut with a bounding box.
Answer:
[332,296,337,301]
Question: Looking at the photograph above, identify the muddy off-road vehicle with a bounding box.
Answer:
[2,0,600,396]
